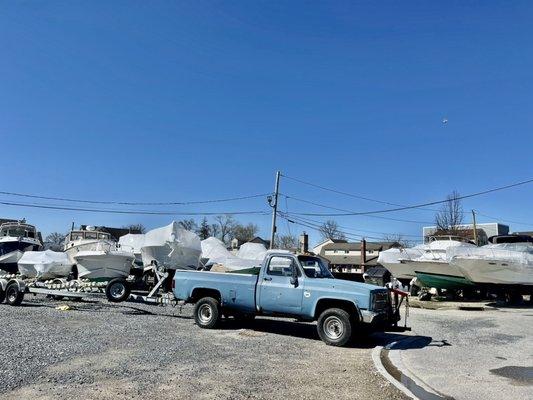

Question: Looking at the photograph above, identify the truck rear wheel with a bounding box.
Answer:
[194,297,220,329]
[317,308,352,347]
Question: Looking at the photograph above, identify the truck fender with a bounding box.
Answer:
[0,279,8,291]
[312,298,362,322]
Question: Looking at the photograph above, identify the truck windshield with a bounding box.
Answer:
[298,256,334,279]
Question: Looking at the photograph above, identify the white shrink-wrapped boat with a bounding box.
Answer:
[18,250,73,280]
[65,227,135,281]
[448,243,533,286]
[118,233,146,266]
[141,221,202,270]
[378,236,477,290]
[201,237,260,272]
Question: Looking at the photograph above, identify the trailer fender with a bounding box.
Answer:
[0,279,8,291]
[7,278,27,293]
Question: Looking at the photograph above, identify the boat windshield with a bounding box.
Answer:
[0,225,36,238]
[70,231,112,241]
[298,255,334,279]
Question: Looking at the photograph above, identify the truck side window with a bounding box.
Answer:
[267,256,300,277]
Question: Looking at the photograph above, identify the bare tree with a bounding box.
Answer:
[231,223,259,241]
[178,219,197,231]
[123,223,146,234]
[214,215,236,244]
[319,220,346,240]
[381,233,413,248]
[210,223,220,239]
[276,234,298,250]
[44,232,66,251]
[435,190,464,235]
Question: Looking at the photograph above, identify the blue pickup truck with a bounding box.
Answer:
[173,252,399,346]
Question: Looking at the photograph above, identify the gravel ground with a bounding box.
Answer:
[0,295,409,400]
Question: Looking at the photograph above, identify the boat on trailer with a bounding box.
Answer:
[0,221,42,274]
[65,227,135,281]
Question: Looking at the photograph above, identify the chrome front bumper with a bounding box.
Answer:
[361,309,380,324]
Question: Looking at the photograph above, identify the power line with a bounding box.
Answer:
[280,194,432,224]
[282,177,533,217]
[474,211,533,228]
[282,212,421,238]
[0,190,270,206]
[0,200,269,216]
[281,174,408,206]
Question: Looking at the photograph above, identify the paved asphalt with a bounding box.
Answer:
[391,304,533,400]
[0,295,409,400]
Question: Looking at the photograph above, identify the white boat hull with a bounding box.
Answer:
[73,251,134,280]
[141,244,201,270]
[18,260,73,280]
[452,257,533,285]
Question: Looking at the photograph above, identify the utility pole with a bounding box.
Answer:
[472,209,478,246]
[269,171,281,249]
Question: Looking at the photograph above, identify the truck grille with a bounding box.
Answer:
[371,291,390,312]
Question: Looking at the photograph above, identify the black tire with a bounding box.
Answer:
[5,282,24,306]
[317,308,353,347]
[105,278,131,303]
[0,286,5,303]
[194,297,220,329]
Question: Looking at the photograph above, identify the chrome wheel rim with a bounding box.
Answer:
[110,283,125,298]
[324,316,344,340]
[198,304,213,324]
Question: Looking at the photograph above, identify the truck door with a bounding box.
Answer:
[257,255,304,315]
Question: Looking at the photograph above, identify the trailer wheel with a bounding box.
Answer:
[105,278,131,303]
[0,286,5,303]
[5,282,24,306]
[194,297,220,329]
[317,308,352,347]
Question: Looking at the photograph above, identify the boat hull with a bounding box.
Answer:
[415,271,475,290]
[452,257,533,286]
[73,251,134,281]
[0,241,41,273]
[141,244,201,270]
[18,261,73,280]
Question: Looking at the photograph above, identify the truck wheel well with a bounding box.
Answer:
[190,288,221,303]
[314,299,360,321]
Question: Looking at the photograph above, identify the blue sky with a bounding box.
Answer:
[1,1,532,244]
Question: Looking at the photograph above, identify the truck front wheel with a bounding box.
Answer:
[317,308,352,346]
[194,297,220,329]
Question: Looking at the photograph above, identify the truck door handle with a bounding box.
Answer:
[263,277,272,281]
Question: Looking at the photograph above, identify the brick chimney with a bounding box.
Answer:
[299,231,309,254]
[361,239,367,269]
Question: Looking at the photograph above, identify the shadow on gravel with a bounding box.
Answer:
[218,318,418,348]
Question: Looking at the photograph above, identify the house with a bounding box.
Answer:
[312,238,348,256]
[319,240,400,277]
[423,223,509,245]
[231,236,271,251]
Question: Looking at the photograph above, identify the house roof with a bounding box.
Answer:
[324,254,380,266]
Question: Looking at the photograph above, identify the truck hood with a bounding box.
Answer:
[306,278,386,297]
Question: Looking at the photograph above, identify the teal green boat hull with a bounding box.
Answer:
[416,272,476,290]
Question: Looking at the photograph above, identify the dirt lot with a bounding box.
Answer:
[0,296,408,400]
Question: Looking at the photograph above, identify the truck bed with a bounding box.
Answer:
[173,270,258,313]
